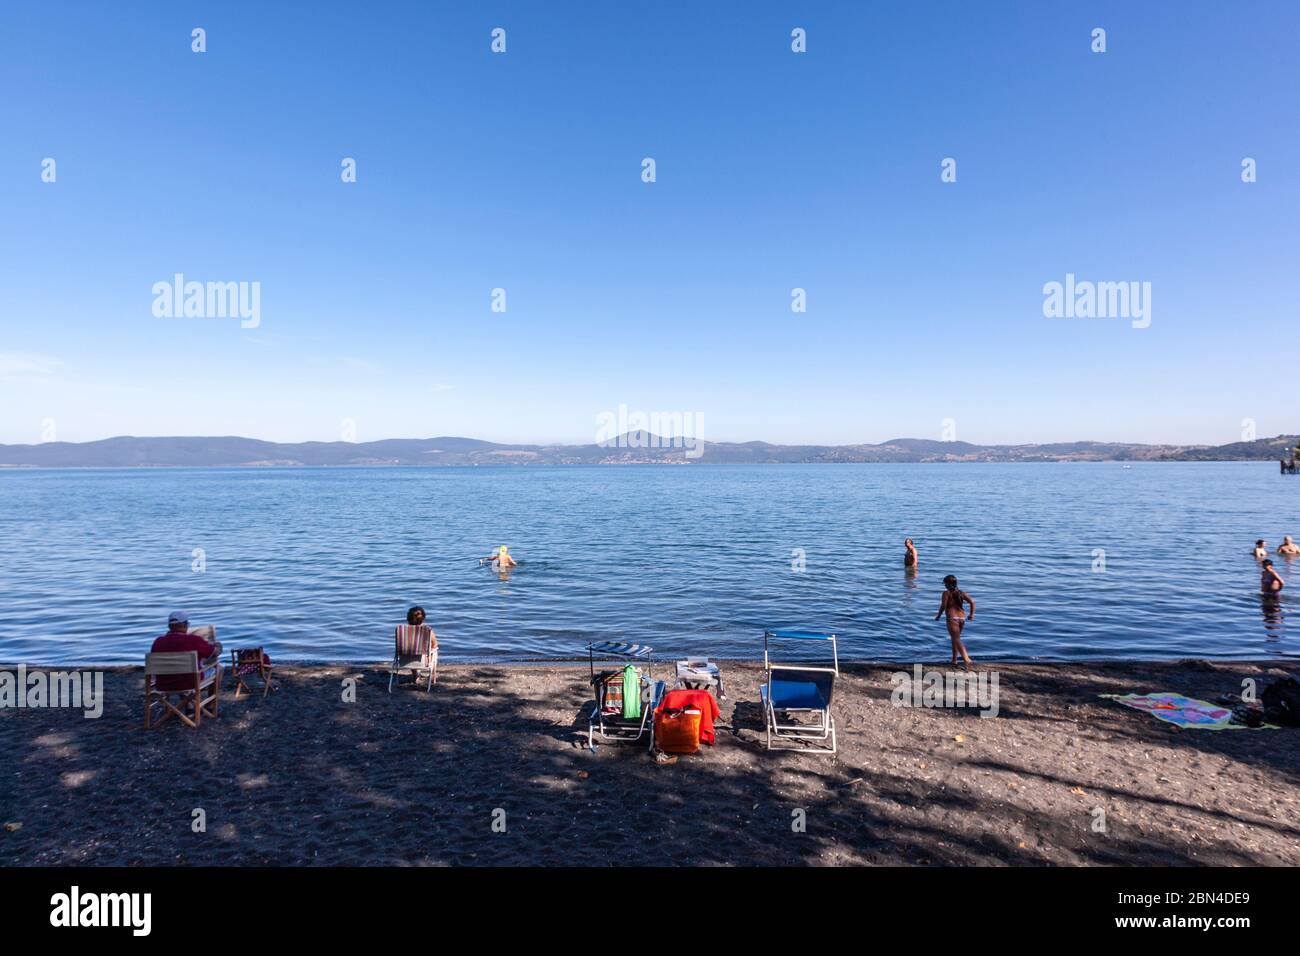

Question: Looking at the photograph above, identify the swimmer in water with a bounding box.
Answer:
[1278,536,1300,557]
[904,538,918,569]
[483,545,517,568]
[935,574,975,670]
[1261,559,1285,594]
[1254,539,1269,560]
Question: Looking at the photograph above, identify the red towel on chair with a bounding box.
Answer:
[658,688,721,744]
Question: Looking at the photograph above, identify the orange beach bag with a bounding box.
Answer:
[654,707,702,754]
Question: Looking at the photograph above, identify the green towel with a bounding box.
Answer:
[621,665,641,720]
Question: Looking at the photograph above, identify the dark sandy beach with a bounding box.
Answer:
[2,659,1298,866]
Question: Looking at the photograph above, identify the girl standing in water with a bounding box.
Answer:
[935,574,975,670]
[1261,559,1285,594]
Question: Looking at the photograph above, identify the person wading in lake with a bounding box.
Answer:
[482,545,517,568]
[935,575,975,670]
[1261,559,1285,594]
[904,538,919,569]
[1278,536,1300,557]
[1254,539,1269,560]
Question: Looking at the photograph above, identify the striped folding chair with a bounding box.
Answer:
[585,640,660,749]
[388,624,438,692]
[588,669,664,750]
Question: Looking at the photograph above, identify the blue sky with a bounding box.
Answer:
[2,1,1297,446]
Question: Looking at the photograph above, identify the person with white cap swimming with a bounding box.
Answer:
[481,545,517,568]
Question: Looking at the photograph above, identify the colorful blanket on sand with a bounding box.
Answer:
[1100,692,1264,730]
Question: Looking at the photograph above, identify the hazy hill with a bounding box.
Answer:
[0,434,1296,467]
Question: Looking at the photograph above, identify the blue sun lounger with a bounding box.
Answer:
[759,629,839,754]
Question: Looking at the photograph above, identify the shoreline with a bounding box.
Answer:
[0,459,1287,471]
[5,654,1299,671]
[3,659,1297,866]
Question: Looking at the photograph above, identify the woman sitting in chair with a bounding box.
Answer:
[389,606,438,692]
[406,605,437,636]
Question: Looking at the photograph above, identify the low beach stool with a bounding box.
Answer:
[230,647,275,699]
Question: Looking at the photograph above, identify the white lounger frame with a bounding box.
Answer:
[762,664,838,754]
[588,675,663,751]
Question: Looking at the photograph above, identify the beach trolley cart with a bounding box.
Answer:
[586,641,663,749]
[675,658,725,699]
[760,630,839,754]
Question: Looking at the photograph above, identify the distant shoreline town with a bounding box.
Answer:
[0,433,1296,468]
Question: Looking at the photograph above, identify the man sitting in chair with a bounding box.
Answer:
[151,610,222,691]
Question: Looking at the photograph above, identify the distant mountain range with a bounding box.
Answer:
[1,433,1297,467]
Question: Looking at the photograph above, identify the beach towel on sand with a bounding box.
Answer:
[1101,692,1274,730]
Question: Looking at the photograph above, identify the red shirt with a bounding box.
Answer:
[150,628,217,692]
[658,688,721,744]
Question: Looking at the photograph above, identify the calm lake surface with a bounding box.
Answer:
[2,463,1297,665]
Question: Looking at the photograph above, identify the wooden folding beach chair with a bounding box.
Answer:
[144,651,222,729]
[229,647,274,699]
[388,623,437,692]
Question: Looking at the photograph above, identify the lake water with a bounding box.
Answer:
[1,463,1297,665]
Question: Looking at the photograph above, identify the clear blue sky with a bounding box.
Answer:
[2,1,1297,446]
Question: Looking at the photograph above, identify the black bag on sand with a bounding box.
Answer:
[1261,678,1300,727]
[1230,705,1264,728]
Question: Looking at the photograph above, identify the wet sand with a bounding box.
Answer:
[2,659,1298,866]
